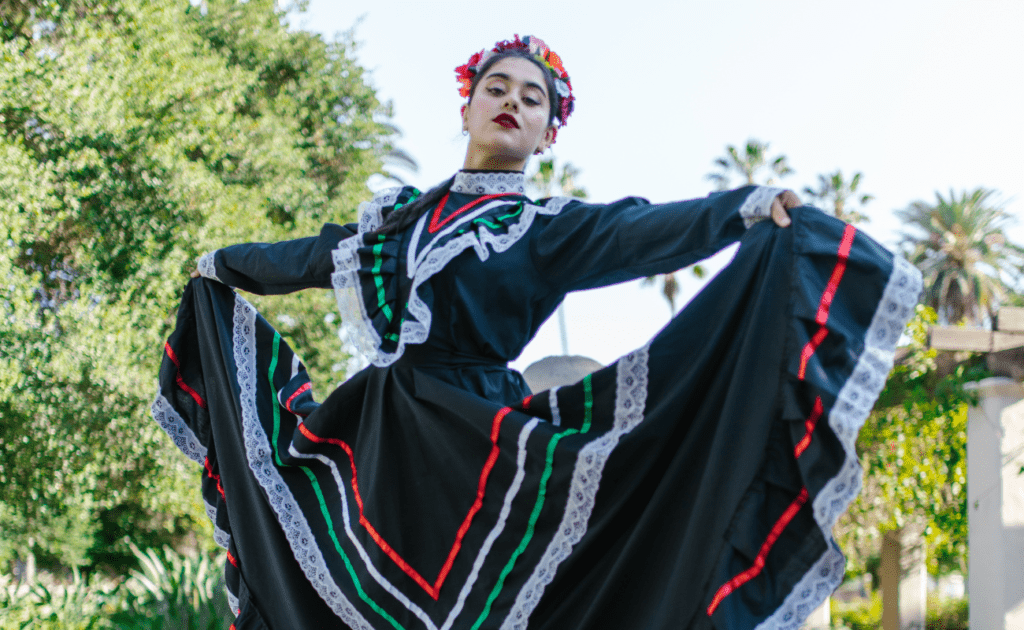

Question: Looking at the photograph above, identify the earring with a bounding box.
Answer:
[462,129,468,136]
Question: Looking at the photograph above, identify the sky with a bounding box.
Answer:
[292,0,1024,371]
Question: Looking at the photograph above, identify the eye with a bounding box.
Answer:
[523,96,541,106]
[487,86,505,96]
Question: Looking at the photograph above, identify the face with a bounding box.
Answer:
[461,57,557,171]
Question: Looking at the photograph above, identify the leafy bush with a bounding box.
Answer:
[0,545,232,629]
[831,592,969,630]
[109,544,232,630]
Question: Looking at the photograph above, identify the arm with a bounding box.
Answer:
[192,186,420,295]
[532,185,792,293]
[196,222,355,295]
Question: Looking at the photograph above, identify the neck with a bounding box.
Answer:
[462,147,527,172]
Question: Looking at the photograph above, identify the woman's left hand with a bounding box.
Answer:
[771,190,801,228]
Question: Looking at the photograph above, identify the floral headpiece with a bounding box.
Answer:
[455,35,575,127]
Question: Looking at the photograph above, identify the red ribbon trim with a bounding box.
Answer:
[427,193,522,234]
[797,224,857,380]
[164,342,208,409]
[706,487,810,616]
[297,405,512,600]
[794,396,824,459]
[284,381,312,415]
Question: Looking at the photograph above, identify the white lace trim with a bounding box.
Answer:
[357,187,402,235]
[232,295,374,630]
[549,387,562,427]
[501,345,651,630]
[332,195,576,367]
[757,255,921,630]
[287,417,542,630]
[151,393,207,465]
[197,251,220,282]
[227,590,240,617]
[739,186,785,229]
[451,171,526,195]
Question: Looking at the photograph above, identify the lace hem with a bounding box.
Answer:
[501,345,651,630]
[232,295,375,630]
[332,196,576,367]
[151,394,207,465]
[451,171,526,195]
[758,255,921,630]
[739,186,785,229]
[197,251,220,282]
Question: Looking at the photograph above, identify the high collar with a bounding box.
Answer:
[451,170,526,196]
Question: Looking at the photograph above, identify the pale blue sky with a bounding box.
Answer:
[294,1,1024,369]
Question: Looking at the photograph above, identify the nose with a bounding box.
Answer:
[502,95,519,112]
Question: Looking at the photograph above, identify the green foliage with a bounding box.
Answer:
[705,138,793,190]
[0,0,394,571]
[836,305,979,575]
[831,592,883,630]
[0,569,118,629]
[110,544,231,629]
[897,187,1024,325]
[831,594,969,630]
[0,545,231,629]
[802,170,873,225]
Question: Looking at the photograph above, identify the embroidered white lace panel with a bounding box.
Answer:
[451,171,526,195]
[151,393,207,465]
[739,186,785,228]
[197,251,220,282]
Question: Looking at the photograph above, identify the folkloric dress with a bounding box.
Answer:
[154,170,921,630]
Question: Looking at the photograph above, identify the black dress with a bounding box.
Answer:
[153,170,921,630]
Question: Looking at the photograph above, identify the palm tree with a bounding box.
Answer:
[528,157,587,354]
[896,188,1024,326]
[803,170,873,225]
[706,139,793,191]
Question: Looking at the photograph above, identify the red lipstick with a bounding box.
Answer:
[493,113,519,129]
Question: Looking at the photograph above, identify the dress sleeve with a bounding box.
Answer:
[196,222,356,295]
[194,186,420,295]
[532,185,784,293]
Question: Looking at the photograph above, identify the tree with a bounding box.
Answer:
[896,188,1024,326]
[0,0,396,572]
[836,306,977,576]
[705,138,793,191]
[802,170,873,225]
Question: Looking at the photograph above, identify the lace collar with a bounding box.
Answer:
[451,170,526,195]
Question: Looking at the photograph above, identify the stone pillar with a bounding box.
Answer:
[899,529,926,630]
[964,377,1024,630]
[1002,398,1024,629]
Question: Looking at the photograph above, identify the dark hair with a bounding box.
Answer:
[374,51,558,237]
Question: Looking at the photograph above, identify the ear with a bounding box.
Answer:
[534,125,558,155]
[460,103,469,131]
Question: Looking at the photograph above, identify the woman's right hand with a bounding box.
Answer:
[190,269,201,278]
[770,190,801,228]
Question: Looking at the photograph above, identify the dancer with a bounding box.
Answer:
[156,35,921,629]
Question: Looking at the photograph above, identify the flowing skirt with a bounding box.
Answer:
[152,207,920,629]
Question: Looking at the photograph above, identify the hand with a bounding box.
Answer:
[190,269,201,278]
[771,190,801,227]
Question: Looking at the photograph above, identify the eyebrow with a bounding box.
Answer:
[483,71,547,97]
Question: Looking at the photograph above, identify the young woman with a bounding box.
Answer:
[159,36,920,630]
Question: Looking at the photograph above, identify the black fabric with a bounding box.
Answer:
[155,189,918,630]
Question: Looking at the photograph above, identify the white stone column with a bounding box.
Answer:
[1001,398,1024,629]
[965,377,1024,630]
